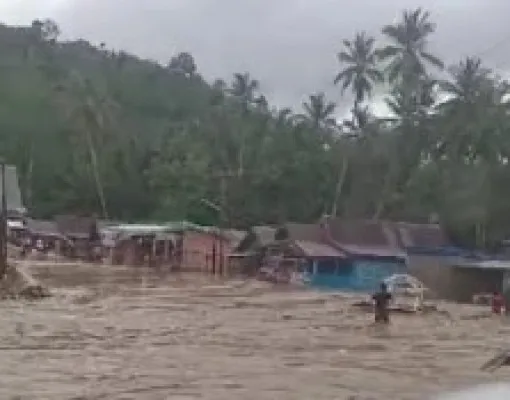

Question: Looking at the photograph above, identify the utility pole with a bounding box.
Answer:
[200,170,231,277]
[0,160,7,278]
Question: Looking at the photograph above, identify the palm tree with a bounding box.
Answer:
[378,8,443,85]
[228,72,259,112]
[298,92,337,131]
[439,57,491,106]
[334,31,383,127]
[437,57,509,164]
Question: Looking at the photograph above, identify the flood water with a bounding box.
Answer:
[1,262,509,400]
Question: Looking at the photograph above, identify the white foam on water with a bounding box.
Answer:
[433,383,510,400]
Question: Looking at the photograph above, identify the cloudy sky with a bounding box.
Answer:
[1,0,510,113]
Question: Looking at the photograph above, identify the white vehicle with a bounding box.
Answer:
[383,273,428,311]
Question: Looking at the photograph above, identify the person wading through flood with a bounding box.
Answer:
[372,282,392,324]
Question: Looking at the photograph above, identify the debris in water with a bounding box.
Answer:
[0,263,51,300]
[481,349,510,372]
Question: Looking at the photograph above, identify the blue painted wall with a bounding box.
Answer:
[304,257,406,292]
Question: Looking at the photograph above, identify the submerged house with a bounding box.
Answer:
[25,218,69,252]
[55,215,101,260]
[242,220,407,292]
[262,223,346,284]
[314,217,408,291]
[181,225,247,275]
[102,223,178,267]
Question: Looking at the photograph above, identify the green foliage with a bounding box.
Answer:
[1,9,510,249]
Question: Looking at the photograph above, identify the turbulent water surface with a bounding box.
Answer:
[1,262,509,400]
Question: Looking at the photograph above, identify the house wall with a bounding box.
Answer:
[306,258,406,292]
[407,254,459,300]
[408,254,505,302]
[181,231,234,274]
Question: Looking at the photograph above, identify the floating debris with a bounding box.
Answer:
[0,262,51,300]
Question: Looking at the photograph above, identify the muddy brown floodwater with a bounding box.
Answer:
[0,262,509,400]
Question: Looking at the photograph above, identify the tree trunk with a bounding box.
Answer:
[25,141,34,208]
[331,156,349,217]
[84,127,108,219]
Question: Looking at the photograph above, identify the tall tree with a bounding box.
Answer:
[168,52,197,78]
[334,31,383,128]
[378,8,443,87]
[299,92,337,131]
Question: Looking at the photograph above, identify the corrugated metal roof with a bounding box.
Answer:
[455,260,510,271]
[339,243,406,259]
[327,218,398,247]
[55,215,97,237]
[26,219,60,236]
[394,222,450,248]
[294,240,345,258]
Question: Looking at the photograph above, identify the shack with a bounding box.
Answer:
[102,224,178,267]
[229,226,276,276]
[260,223,346,285]
[181,225,247,275]
[25,218,69,254]
[55,215,100,261]
[422,260,510,303]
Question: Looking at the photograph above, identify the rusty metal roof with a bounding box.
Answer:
[393,222,450,248]
[338,243,406,259]
[324,218,405,258]
[26,219,61,236]
[294,240,346,258]
[326,218,398,247]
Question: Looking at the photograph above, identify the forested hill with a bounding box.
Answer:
[1,10,510,249]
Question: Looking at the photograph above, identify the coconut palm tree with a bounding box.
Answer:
[298,93,337,131]
[439,57,492,106]
[378,8,443,85]
[334,31,383,127]
[228,72,259,112]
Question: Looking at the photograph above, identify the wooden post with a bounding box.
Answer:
[163,238,170,269]
[151,235,157,267]
[218,174,226,277]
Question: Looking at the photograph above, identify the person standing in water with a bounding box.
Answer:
[372,282,392,324]
[491,291,506,315]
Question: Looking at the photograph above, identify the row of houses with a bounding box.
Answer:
[2,165,509,304]
[7,212,510,303]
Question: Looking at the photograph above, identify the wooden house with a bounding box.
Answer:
[55,215,100,261]
[181,226,247,275]
[102,224,178,267]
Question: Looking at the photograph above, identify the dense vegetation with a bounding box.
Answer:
[1,9,510,249]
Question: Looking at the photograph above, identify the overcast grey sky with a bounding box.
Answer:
[1,0,510,113]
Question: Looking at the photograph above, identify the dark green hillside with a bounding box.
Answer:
[0,13,509,249]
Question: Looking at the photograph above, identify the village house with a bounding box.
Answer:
[25,218,69,254]
[181,225,246,275]
[54,215,101,260]
[102,223,178,267]
[257,222,346,284]
[317,217,408,291]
